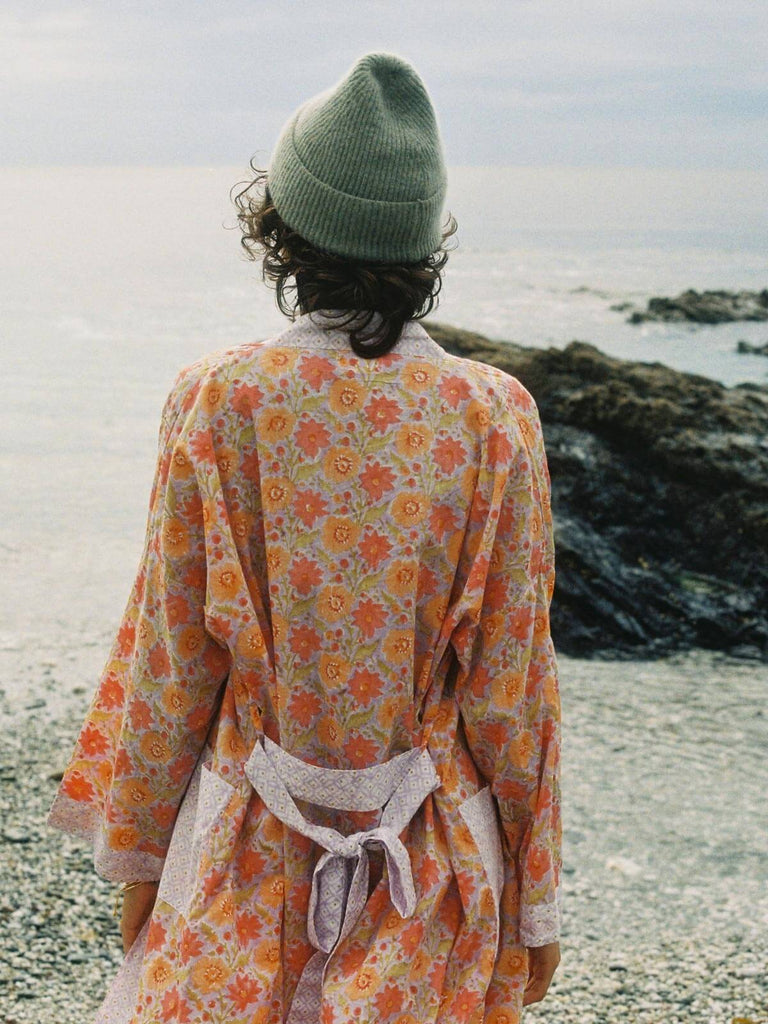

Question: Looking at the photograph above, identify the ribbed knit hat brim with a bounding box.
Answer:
[267,52,448,263]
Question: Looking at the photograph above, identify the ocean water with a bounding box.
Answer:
[1,165,766,685]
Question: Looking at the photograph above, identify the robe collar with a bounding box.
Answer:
[271,309,446,358]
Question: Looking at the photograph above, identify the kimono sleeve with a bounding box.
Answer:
[45,370,232,883]
[452,383,562,949]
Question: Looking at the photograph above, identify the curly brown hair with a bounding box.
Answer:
[229,159,458,359]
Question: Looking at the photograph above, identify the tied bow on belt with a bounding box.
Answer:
[244,737,441,1024]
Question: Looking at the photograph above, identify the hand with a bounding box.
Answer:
[523,940,560,1006]
[120,881,159,955]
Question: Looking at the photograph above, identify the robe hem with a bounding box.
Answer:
[46,790,166,883]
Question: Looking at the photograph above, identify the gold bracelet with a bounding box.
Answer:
[121,880,147,892]
[112,880,158,919]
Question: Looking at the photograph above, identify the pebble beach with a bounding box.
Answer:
[1,644,765,1024]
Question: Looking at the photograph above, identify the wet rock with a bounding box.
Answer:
[615,288,768,324]
[424,320,768,660]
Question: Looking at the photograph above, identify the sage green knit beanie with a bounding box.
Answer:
[267,51,448,263]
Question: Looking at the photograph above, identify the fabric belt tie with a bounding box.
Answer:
[243,736,441,1024]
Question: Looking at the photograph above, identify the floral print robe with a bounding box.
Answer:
[46,309,562,1024]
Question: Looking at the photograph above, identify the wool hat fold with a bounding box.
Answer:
[267,51,448,263]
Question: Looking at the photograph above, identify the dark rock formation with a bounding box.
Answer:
[737,339,768,356]
[613,288,768,324]
[424,320,768,662]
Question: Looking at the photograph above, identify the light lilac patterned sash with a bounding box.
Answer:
[243,736,441,1024]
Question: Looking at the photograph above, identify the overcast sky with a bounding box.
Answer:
[2,0,766,169]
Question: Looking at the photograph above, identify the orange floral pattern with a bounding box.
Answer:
[46,311,561,1024]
